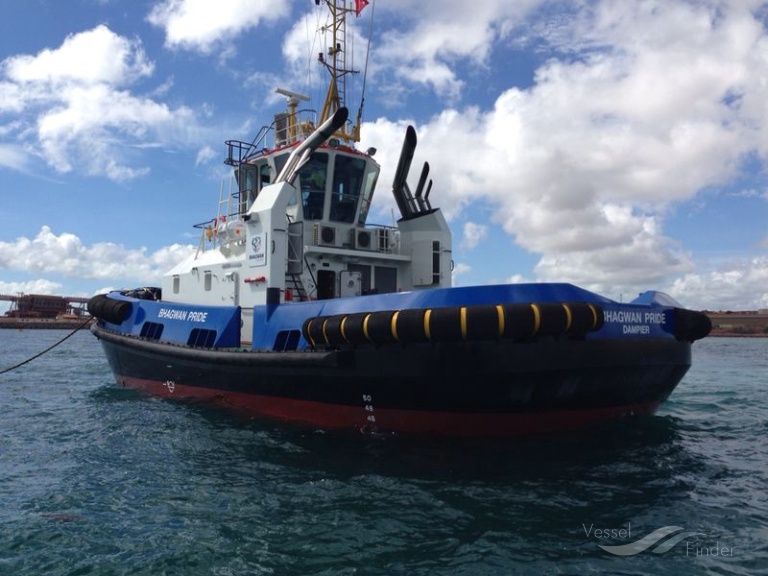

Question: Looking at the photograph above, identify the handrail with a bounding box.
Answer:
[276,107,349,185]
[225,108,319,166]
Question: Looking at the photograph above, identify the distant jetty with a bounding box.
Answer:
[0,317,93,330]
[706,311,768,337]
[0,293,91,329]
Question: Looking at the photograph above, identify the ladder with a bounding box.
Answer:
[286,273,309,302]
[285,221,310,301]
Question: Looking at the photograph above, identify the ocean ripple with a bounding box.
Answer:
[0,332,765,575]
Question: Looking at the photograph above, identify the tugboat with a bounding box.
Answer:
[89,1,711,435]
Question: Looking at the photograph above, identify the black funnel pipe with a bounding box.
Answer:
[392,125,417,219]
[414,161,430,212]
[424,180,433,210]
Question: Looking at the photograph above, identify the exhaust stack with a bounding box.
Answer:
[391,125,436,220]
[277,107,349,185]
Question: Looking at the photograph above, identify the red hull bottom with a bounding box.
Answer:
[116,376,663,436]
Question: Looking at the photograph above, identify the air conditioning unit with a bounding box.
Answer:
[354,230,373,250]
[314,223,336,246]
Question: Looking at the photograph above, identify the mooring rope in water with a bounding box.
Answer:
[0,317,93,376]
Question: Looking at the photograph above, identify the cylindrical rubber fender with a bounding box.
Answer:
[427,306,463,342]
[500,303,537,340]
[321,314,348,346]
[365,310,398,344]
[303,312,376,346]
[338,312,370,344]
[464,305,504,341]
[392,308,428,343]
[303,316,326,346]
[536,302,570,337]
[673,308,712,342]
[87,294,108,318]
[102,298,132,324]
[88,295,132,324]
[565,302,604,335]
[302,301,607,348]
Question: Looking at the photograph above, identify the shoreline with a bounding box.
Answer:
[708,332,768,338]
[706,312,768,338]
[0,318,93,330]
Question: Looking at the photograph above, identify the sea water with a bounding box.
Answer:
[0,330,766,575]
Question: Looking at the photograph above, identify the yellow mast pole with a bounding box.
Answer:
[318,0,360,143]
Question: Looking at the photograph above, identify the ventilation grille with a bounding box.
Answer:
[355,230,373,250]
[314,224,337,246]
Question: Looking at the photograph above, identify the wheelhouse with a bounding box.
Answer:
[235,146,379,227]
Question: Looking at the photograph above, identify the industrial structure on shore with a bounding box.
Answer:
[0,294,91,329]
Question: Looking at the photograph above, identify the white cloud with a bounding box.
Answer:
[0,25,199,182]
[451,262,472,284]
[360,1,768,309]
[1,1,765,312]
[4,25,153,86]
[505,274,532,284]
[0,226,195,284]
[668,257,768,311]
[0,81,25,113]
[147,0,290,53]
[462,222,488,249]
[195,145,217,166]
[373,0,541,100]
[36,84,194,179]
[0,279,64,296]
[730,188,765,199]
[0,143,30,172]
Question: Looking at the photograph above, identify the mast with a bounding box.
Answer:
[317,0,362,143]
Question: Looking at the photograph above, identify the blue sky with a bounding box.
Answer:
[1,0,767,312]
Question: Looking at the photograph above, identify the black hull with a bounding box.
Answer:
[92,324,691,435]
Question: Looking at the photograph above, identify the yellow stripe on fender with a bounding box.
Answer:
[561,303,573,332]
[362,314,372,342]
[530,304,541,336]
[423,309,432,341]
[340,316,349,343]
[322,319,330,344]
[495,305,505,337]
[587,304,598,330]
[306,318,316,347]
[460,307,467,340]
[391,310,400,341]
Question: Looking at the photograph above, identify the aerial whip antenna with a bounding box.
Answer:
[356,0,375,135]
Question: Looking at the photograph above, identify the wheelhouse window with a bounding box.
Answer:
[297,152,328,220]
[272,153,297,206]
[357,167,379,226]
[238,160,272,214]
[273,153,289,180]
[259,163,271,188]
[237,167,252,215]
[330,154,367,223]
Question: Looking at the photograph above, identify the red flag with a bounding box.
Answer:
[355,0,369,15]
